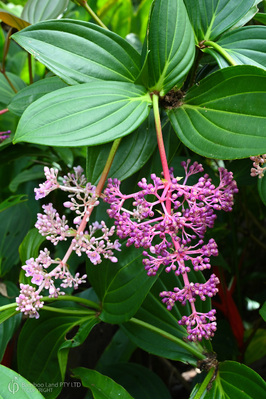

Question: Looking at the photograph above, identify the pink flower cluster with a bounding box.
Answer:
[16,166,121,318]
[0,130,11,143]
[104,160,238,341]
[250,154,266,178]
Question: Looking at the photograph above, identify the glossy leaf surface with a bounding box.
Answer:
[86,110,156,184]
[0,72,26,107]
[21,0,69,23]
[146,0,195,94]
[87,243,158,324]
[8,76,67,116]
[184,0,254,41]
[73,368,133,399]
[169,66,266,159]
[0,10,30,30]
[0,365,44,399]
[12,19,141,84]
[205,26,266,69]
[191,361,266,398]
[17,310,99,399]
[13,81,151,147]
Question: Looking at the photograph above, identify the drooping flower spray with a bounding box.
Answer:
[104,94,238,341]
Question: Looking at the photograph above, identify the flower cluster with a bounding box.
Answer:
[104,160,238,341]
[17,166,121,318]
[250,154,266,178]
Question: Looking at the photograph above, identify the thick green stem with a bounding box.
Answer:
[41,295,100,310]
[76,0,108,29]
[129,317,205,361]
[28,53,33,85]
[42,305,96,315]
[193,367,216,398]
[0,303,17,312]
[203,41,237,66]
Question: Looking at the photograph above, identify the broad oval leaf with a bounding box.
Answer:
[17,310,99,399]
[204,26,266,69]
[254,13,266,25]
[0,365,44,399]
[72,368,133,399]
[8,76,67,116]
[184,0,254,41]
[0,72,26,107]
[86,243,158,324]
[21,0,69,24]
[168,65,266,159]
[86,110,157,184]
[13,81,151,147]
[0,10,30,30]
[191,361,266,399]
[12,19,141,84]
[146,0,195,95]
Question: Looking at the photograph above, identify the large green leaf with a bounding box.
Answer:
[13,81,151,147]
[87,243,158,324]
[21,0,69,23]
[0,203,31,277]
[17,309,99,399]
[145,0,195,95]
[168,66,266,159]
[0,10,30,30]
[86,110,157,184]
[12,19,141,84]
[191,361,266,398]
[121,270,207,365]
[254,12,266,25]
[0,72,26,107]
[0,365,44,399]
[8,76,67,116]
[72,368,133,399]
[204,26,266,69]
[183,0,255,42]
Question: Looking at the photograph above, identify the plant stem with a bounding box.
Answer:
[28,53,33,85]
[41,295,100,310]
[77,0,108,29]
[41,305,96,315]
[0,108,9,115]
[129,317,205,361]
[152,94,171,182]
[203,41,237,66]
[193,367,216,398]
[0,303,17,312]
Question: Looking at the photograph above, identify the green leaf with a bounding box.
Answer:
[21,0,69,24]
[0,10,30,30]
[0,72,26,107]
[184,0,255,42]
[8,76,67,116]
[0,195,27,212]
[8,164,45,192]
[12,19,141,84]
[204,26,266,69]
[99,362,171,399]
[121,270,206,365]
[254,12,266,25]
[0,365,44,399]
[87,243,158,324]
[0,282,21,362]
[259,301,266,321]
[86,110,157,184]
[198,361,266,398]
[258,175,266,206]
[72,368,133,399]
[19,228,46,265]
[0,203,31,277]
[17,310,99,399]
[13,81,151,147]
[244,329,266,365]
[168,65,266,159]
[145,0,195,94]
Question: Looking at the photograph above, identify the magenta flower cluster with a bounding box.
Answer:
[104,160,238,341]
[16,166,121,318]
